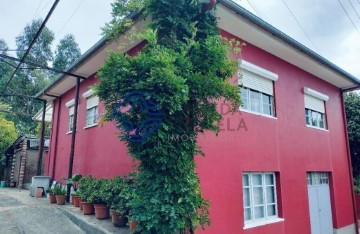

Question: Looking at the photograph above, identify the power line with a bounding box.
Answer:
[280,0,320,53]
[347,0,360,21]
[337,0,360,34]
[32,0,44,19]
[245,0,261,17]
[245,0,264,19]
[56,0,86,37]
[0,58,16,69]
[4,0,60,91]
[33,0,52,19]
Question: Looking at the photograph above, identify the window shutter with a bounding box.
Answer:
[69,106,74,115]
[87,96,99,109]
[240,70,274,96]
[304,94,325,113]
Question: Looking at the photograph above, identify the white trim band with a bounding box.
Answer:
[240,60,278,81]
[82,89,95,99]
[304,87,329,101]
[65,99,75,107]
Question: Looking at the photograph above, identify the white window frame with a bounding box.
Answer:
[83,89,99,129]
[304,87,329,130]
[243,172,283,229]
[240,87,275,117]
[65,99,75,134]
[239,60,278,118]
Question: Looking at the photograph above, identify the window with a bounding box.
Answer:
[243,172,278,224]
[83,90,99,128]
[86,104,98,127]
[241,87,274,116]
[65,99,75,133]
[304,88,329,130]
[307,172,329,186]
[239,61,278,117]
[68,106,74,132]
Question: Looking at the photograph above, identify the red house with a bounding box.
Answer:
[36,1,360,233]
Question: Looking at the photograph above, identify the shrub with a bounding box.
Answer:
[88,178,109,204]
[53,184,66,195]
[354,177,360,194]
[78,175,96,202]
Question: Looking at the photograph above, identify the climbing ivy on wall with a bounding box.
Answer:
[96,0,242,233]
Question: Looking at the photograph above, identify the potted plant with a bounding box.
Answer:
[78,175,95,215]
[90,178,110,219]
[125,173,139,233]
[106,176,128,227]
[73,191,81,207]
[46,188,56,204]
[53,184,67,205]
[71,174,82,191]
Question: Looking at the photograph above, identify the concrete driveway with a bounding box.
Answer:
[0,189,85,234]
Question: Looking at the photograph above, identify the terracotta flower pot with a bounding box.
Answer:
[35,188,43,198]
[55,195,66,205]
[73,196,80,207]
[94,204,109,219]
[111,210,127,227]
[129,220,137,232]
[82,202,94,215]
[49,193,57,203]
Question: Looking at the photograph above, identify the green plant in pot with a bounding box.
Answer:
[71,174,82,191]
[106,176,130,227]
[46,187,56,204]
[78,175,96,215]
[53,184,67,205]
[90,178,110,220]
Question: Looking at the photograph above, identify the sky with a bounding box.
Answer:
[0,0,359,78]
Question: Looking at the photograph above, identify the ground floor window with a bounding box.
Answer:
[243,172,278,224]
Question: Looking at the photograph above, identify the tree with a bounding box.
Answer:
[15,19,54,66]
[0,19,55,135]
[0,115,17,176]
[0,39,13,89]
[53,34,81,72]
[96,0,241,233]
[345,93,360,179]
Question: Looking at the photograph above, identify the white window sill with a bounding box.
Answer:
[84,124,98,130]
[306,125,329,132]
[244,218,284,229]
[66,129,77,135]
[240,108,277,119]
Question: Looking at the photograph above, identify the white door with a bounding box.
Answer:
[307,172,333,234]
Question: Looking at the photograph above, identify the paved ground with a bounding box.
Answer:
[0,189,85,234]
[0,188,130,234]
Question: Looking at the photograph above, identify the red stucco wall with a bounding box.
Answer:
[45,30,356,233]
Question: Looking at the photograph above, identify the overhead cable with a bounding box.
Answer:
[3,0,60,91]
[280,0,320,53]
[337,0,360,34]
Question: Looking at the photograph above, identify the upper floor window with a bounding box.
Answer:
[304,87,329,130]
[239,61,278,117]
[243,172,279,225]
[65,99,75,133]
[83,89,99,128]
